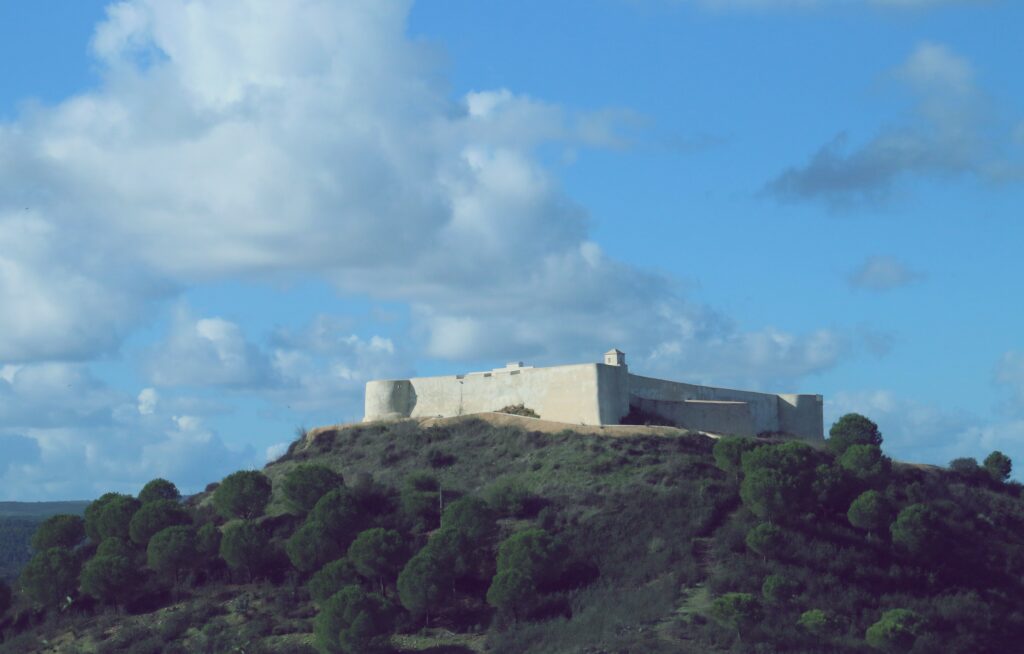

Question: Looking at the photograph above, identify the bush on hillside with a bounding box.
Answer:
[80,553,138,609]
[128,499,191,546]
[147,525,199,584]
[308,558,360,605]
[212,471,272,520]
[138,478,181,504]
[85,493,142,543]
[314,585,394,654]
[347,528,407,596]
[827,413,883,455]
[19,547,80,609]
[219,521,269,581]
[281,464,345,514]
[983,451,1012,482]
[497,404,539,418]
[30,515,85,551]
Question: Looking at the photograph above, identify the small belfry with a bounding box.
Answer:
[364,349,823,440]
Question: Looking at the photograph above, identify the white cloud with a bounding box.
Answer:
[0,362,256,500]
[995,350,1024,415]
[265,442,289,462]
[144,308,411,417]
[137,387,158,415]
[0,0,840,388]
[145,307,274,388]
[0,0,859,498]
[848,255,923,291]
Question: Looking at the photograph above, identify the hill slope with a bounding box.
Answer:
[1,416,1023,653]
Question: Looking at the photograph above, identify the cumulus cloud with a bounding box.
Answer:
[848,255,923,291]
[1,0,840,387]
[0,0,858,497]
[145,306,274,388]
[144,308,410,416]
[766,42,1022,206]
[995,350,1024,415]
[137,387,158,415]
[0,362,256,500]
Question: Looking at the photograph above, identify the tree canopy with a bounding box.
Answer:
[147,525,199,583]
[138,478,181,504]
[212,470,272,520]
[314,585,393,654]
[30,514,85,551]
[347,528,407,595]
[983,451,1012,482]
[281,464,344,514]
[128,499,191,546]
[219,521,269,580]
[827,413,883,455]
[85,493,141,543]
[19,547,80,609]
[80,553,137,608]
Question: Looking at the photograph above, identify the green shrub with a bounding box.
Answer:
[286,520,342,573]
[713,437,759,477]
[483,477,535,518]
[497,404,539,418]
[282,464,344,514]
[865,608,924,652]
[138,478,181,504]
[19,546,80,608]
[308,558,360,605]
[827,413,882,455]
[219,521,269,580]
[147,525,199,582]
[129,499,191,546]
[85,493,142,542]
[31,514,85,551]
[347,528,407,595]
[314,585,394,654]
[212,470,272,520]
[983,451,1012,482]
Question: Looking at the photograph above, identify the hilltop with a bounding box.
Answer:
[0,414,1022,653]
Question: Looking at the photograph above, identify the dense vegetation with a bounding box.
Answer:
[0,416,1021,653]
[0,502,89,583]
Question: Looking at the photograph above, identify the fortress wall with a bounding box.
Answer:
[364,364,605,425]
[633,397,756,436]
[365,359,823,439]
[595,363,631,424]
[627,374,781,433]
[777,394,825,440]
[364,380,417,420]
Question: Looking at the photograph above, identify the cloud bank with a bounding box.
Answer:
[0,0,849,498]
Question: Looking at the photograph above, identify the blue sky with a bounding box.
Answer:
[0,0,1021,500]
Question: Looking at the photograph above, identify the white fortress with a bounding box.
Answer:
[364,350,824,440]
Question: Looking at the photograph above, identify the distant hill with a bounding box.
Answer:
[0,501,89,582]
[0,502,89,519]
[1,415,1023,653]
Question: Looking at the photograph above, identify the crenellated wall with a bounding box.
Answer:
[363,354,824,440]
